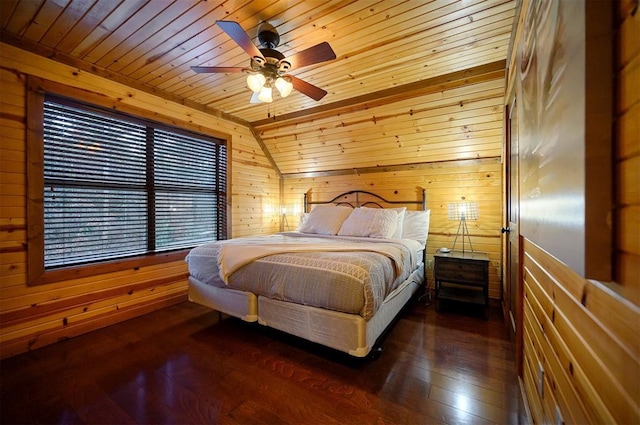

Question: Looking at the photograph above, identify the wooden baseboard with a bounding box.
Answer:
[0,293,187,359]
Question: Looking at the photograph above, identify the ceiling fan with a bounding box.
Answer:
[191,21,336,103]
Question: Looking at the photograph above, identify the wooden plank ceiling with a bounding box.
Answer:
[0,0,516,174]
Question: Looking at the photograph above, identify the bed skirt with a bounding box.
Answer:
[188,264,424,357]
[188,276,258,322]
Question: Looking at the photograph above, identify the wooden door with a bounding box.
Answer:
[504,96,523,374]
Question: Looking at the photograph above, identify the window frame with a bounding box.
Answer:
[26,76,231,286]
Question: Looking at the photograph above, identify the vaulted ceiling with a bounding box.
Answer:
[1,0,517,174]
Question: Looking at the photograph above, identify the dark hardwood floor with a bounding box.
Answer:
[1,297,527,424]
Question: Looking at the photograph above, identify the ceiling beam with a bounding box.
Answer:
[248,126,282,178]
[281,157,501,179]
[251,60,506,129]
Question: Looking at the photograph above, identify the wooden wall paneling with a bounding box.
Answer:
[618,206,640,255]
[522,294,592,425]
[0,42,280,358]
[229,139,281,237]
[512,1,640,422]
[1,42,239,137]
[524,261,601,423]
[265,111,503,160]
[0,251,26,288]
[615,0,640,305]
[251,62,506,132]
[0,65,27,293]
[618,0,640,66]
[1,279,188,341]
[274,144,504,174]
[618,102,639,160]
[283,158,503,300]
[0,261,188,312]
[0,290,185,359]
[521,316,545,423]
[261,108,503,152]
[523,299,589,425]
[5,40,279,237]
[523,239,639,424]
[618,55,639,112]
[522,276,557,424]
[262,79,505,174]
[259,78,506,139]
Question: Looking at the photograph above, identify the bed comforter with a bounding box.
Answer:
[185,232,423,320]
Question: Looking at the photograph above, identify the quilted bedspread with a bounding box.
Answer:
[185,232,423,320]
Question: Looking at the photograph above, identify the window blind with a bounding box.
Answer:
[43,98,227,268]
[153,129,223,250]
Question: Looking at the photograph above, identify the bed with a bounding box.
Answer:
[186,189,430,357]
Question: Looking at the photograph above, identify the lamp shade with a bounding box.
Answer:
[258,85,273,103]
[447,202,478,221]
[275,76,293,97]
[447,201,478,253]
[246,73,266,92]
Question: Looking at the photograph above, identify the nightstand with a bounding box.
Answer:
[433,250,490,317]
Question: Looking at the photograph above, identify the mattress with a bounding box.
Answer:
[257,264,424,356]
[185,232,423,320]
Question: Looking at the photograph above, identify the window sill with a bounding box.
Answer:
[29,249,191,286]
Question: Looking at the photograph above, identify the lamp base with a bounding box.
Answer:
[451,217,474,253]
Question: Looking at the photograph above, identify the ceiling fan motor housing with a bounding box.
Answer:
[257,22,280,48]
[251,48,290,77]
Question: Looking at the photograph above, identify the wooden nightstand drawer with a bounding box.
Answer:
[435,259,487,284]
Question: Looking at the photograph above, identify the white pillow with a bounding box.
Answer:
[364,206,406,238]
[298,205,353,235]
[296,212,309,230]
[338,207,398,238]
[402,210,431,245]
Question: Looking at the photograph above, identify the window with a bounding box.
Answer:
[42,96,227,269]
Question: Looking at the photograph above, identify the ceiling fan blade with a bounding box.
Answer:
[217,20,264,61]
[191,66,245,73]
[284,42,336,69]
[290,76,327,101]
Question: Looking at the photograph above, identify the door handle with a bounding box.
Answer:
[501,227,510,234]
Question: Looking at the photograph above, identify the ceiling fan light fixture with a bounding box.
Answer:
[258,85,273,103]
[200,21,335,105]
[249,91,262,104]
[275,76,293,97]
[246,73,266,92]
